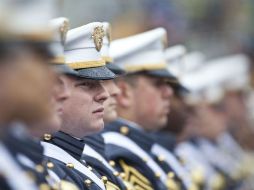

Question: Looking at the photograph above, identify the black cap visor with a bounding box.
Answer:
[52,64,79,76]
[106,63,126,76]
[76,65,116,80]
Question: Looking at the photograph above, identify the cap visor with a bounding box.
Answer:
[145,69,176,79]
[53,64,79,76]
[145,69,189,94]
[76,65,116,80]
[106,63,126,76]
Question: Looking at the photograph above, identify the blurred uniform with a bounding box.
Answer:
[175,54,253,190]
[0,0,72,189]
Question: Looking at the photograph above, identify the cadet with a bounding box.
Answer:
[0,0,74,189]
[42,22,127,190]
[101,28,182,190]
[147,45,198,190]
[80,22,128,190]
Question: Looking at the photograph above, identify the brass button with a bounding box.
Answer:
[120,172,126,178]
[101,176,108,184]
[109,160,115,167]
[26,171,36,181]
[84,179,92,187]
[168,172,175,178]
[47,162,54,169]
[87,166,93,171]
[179,157,186,165]
[35,164,44,173]
[113,171,120,176]
[66,163,74,169]
[39,183,51,190]
[44,134,52,141]
[155,172,161,178]
[142,157,148,163]
[158,155,165,162]
[59,180,79,190]
[120,126,129,135]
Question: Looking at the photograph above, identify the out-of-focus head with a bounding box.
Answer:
[163,49,207,137]
[0,0,59,135]
[37,17,76,135]
[110,28,175,131]
[181,54,250,140]
[96,22,123,124]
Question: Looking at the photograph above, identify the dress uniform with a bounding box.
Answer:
[42,22,126,190]
[0,1,76,189]
[101,28,187,190]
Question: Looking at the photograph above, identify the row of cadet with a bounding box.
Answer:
[0,0,254,190]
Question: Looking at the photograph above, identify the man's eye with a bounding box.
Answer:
[77,81,94,88]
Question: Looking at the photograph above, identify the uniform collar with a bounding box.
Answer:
[105,118,154,152]
[82,134,105,157]
[3,123,43,164]
[45,131,85,160]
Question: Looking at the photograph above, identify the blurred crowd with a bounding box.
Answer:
[0,0,254,190]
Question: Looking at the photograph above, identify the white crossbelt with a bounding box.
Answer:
[0,143,37,190]
[102,132,168,184]
[41,141,105,190]
[152,143,192,189]
[83,144,116,172]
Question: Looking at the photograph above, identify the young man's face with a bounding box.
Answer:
[128,75,174,131]
[102,80,121,124]
[60,76,109,137]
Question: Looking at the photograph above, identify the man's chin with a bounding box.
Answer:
[91,120,105,132]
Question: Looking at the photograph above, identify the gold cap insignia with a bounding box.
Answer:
[92,26,105,52]
[60,20,69,45]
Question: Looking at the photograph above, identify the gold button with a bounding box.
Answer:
[87,166,93,171]
[39,183,51,190]
[66,163,74,169]
[158,155,165,162]
[26,171,36,181]
[101,176,108,184]
[46,162,54,169]
[44,134,52,141]
[35,164,44,173]
[113,171,120,176]
[84,179,92,187]
[109,160,115,167]
[179,158,186,165]
[59,180,79,190]
[120,172,126,178]
[168,172,175,178]
[120,126,129,135]
[155,172,161,178]
[142,157,148,163]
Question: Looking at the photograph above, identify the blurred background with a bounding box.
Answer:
[60,0,254,60]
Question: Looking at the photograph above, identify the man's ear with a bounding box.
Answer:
[116,80,134,108]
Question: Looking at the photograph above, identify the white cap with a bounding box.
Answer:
[49,17,69,64]
[182,54,250,104]
[183,52,205,73]
[64,22,107,69]
[110,28,168,73]
[165,45,186,77]
[1,0,57,41]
